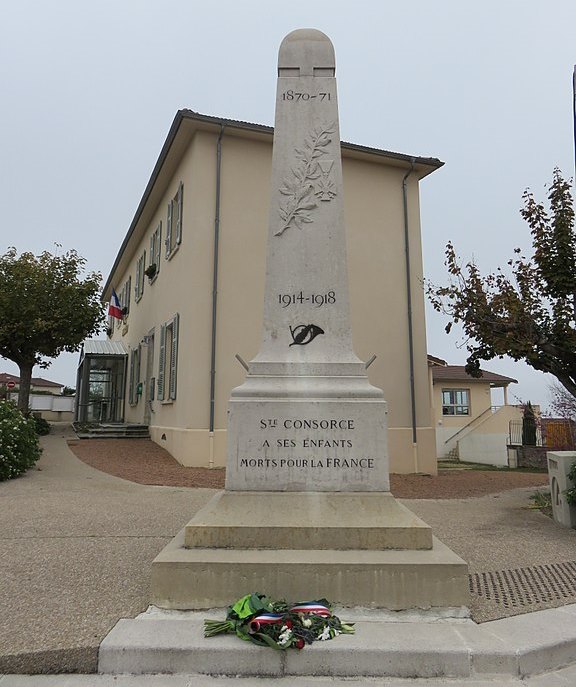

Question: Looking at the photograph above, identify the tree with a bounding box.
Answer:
[548,380,576,420]
[427,169,576,400]
[0,247,103,413]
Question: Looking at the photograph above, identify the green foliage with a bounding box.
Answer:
[0,246,103,412]
[32,415,51,436]
[529,490,552,516]
[427,169,576,399]
[566,461,576,506]
[0,401,42,481]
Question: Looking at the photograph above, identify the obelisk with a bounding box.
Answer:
[150,30,468,611]
[226,28,389,492]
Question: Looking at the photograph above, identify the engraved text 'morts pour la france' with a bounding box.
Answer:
[226,29,389,492]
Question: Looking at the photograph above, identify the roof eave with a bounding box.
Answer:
[102,109,445,300]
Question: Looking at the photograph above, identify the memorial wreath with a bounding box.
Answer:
[204,592,354,650]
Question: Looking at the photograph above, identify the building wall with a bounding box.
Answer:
[109,128,437,474]
[457,405,523,466]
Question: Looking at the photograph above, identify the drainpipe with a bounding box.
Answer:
[209,124,225,467]
[402,158,418,472]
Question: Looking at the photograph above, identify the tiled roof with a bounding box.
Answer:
[431,365,517,385]
[0,373,63,387]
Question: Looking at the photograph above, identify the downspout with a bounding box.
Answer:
[402,158,418,472]
[209,124,225,467]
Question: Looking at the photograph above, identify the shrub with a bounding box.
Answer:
[0,401,42,481]
[32,414,51,436]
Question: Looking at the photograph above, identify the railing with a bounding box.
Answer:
[444,405,503,445]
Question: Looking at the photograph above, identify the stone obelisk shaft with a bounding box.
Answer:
[226,30,389,491]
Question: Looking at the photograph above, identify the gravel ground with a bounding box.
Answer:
[68,438,549,497]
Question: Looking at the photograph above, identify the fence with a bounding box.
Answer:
[509,418,576,449]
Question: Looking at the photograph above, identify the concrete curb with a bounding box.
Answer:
[97,604,576,680]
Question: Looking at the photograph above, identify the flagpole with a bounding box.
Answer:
[573,65,576,184]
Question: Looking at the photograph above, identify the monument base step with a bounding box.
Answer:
[98,604,576,679]
[150,528,468,610]
[184,490,432,550]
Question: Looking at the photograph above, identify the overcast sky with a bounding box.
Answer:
[2,0,575,410]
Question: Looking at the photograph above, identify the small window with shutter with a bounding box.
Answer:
[135,250,146,302]
[165,183,183,259]
[157,313,179,402]
[148,222,162,282]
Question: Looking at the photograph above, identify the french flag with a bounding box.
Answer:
[108,288,123,320]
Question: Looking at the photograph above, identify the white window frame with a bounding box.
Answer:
[165,183,183,259]
[442,388,470,416]
[157,313,179,402]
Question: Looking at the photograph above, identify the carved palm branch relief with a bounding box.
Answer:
[276,122,337,236]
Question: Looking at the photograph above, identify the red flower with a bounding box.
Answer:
[295,638,305,650]
[284,619,293,629]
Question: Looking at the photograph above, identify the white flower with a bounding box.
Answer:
[302,618,312,628]
[318,626,331,641]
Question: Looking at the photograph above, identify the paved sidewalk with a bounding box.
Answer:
[2,665,576,685]
[1,429,576,675]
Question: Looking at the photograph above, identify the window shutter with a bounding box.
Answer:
[135,260,141,300]
[136,344,141,401]
[126,276,131,314]
[176,183,183,245]
[166,203,172,257]
[157,323,166,401]
[142,250,146,295]
[169,313,179,400]
[129,349,135,405]
[156,222,162,272]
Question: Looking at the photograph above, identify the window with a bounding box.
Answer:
[135,250,146,302]
[128,345,141,405]
[148,222,162,281]
[157,313,179,401]
[442,389,470,416]
[116,276,131,327]
[165,183,183,259]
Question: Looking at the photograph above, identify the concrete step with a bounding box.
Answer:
[73,423,150,439]
[4,672,573,685]
[98,604,576,680]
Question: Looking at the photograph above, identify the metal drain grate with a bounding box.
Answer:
[469,561,576,608]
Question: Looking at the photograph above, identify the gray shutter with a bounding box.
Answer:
[142,250,146,295]
[166,202,172,257]
[169,313,179,400]
[176,183,183,245]
[135,259,140,300]
[156,222,162,272]
[129,349,135,404]
[127,276,131,314]
[157,323,166,401]
[136,344,141,401]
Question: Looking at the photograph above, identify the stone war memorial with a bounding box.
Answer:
[151,28,468,611]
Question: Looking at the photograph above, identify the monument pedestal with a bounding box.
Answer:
[150,490,469,611]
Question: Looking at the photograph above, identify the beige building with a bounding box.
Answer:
[92,110,444,474]
[428,355,521,466]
